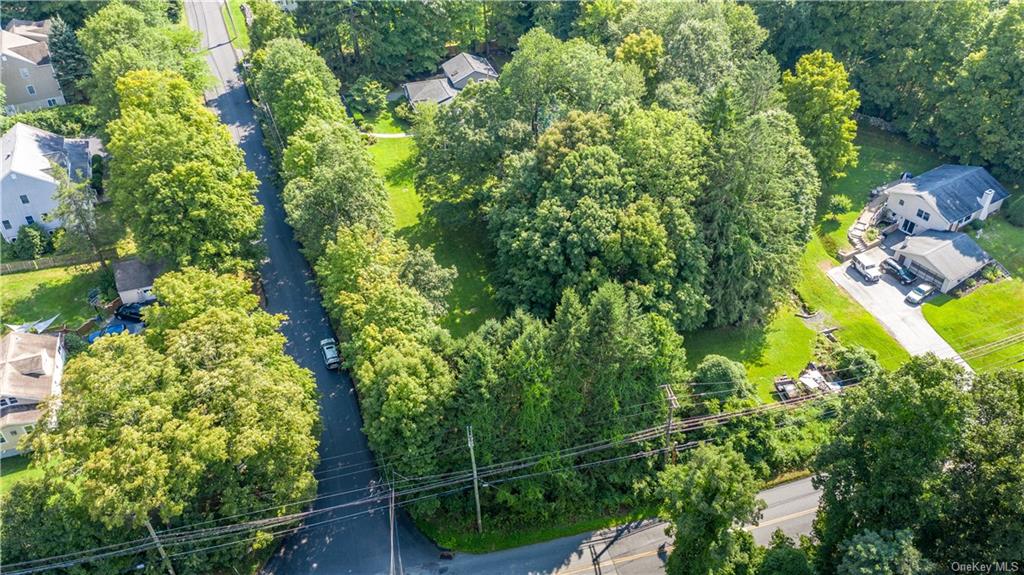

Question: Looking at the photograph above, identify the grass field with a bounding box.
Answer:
[924,279,1024,372]
[0,455,41,496]
[362,101,410,135]
[221,0,250,51]
[971,212,1024,277]
[368,138,502,336]
[0,264,105,328]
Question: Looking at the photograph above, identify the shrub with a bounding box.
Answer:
[63,333,89,357]
[1007,197,1024,227]
[393,101,415,122]
[0,105,100,137]
[828,194,853,220]
[820,234,839,258]
[864,227,880,242]
[348,76,388,116]
[13,224,45,259]
[89,155,104,194]
[982,265,1002,282]
[968,219,985,232]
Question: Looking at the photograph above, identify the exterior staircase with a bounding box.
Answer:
[847,192,889,253]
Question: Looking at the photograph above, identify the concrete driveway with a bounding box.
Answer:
[827,263,971,370]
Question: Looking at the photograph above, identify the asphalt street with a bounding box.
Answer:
[183,4,821,573]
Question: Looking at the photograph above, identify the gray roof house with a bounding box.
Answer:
[1,19,66,113]
[403,52,498,108]
[893,230,991,293]
[1,122,92,242]
[113,258,165,305]
[884,165,1010,235]
[1,331,64,458]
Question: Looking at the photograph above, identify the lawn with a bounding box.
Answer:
[0,264,106,329]
[924,279,1024,372]
[0,455,41,496]
[369,137,502,336]
[221,0,250,51]
[970,212,1024,277]
[361,101,410,135]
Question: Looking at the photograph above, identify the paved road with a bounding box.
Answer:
[827,262,970,370]
[184,4,820,573]
[183,3,439,574]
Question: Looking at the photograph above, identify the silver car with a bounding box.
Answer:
[320,338,341,370]
[905,282,936,305]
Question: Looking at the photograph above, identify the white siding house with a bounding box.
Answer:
[1,20,66,114]
[884,165,1009,235]
[0,332,64,458]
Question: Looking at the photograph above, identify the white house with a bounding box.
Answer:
[884,165,1010,236]
[1,331,64,458]
[1,19,66,114]
[403,52,498,108]
[1,122,92,242]
[113,258,164,304]
[893,230,991,293]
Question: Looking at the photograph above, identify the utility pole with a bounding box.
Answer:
[661,385,680,465]
[145,518,177,575]
[466,425,483,534]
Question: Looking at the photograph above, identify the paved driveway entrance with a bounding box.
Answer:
[827,262,971,371]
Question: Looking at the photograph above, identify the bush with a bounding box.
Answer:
[828,194,853,219]
[864,227,880,242]
[968,219,985,232]
[393,101,415,122]
[63,333,89,357]
[982,265,1002,282]
[89,155,105,194]
[820,234,839,258]
[13,224,45,259]
[348,76,388,116]
[0,105,100,137]
[1007,197,1024,227]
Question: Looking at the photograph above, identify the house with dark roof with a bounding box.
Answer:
[113,258,165,304]
[1,331,64,458]
[893,230,991,293]
[402,52,498,109]
[884,165,1010,236]
[1,122,94,242]
[1,19,66,113]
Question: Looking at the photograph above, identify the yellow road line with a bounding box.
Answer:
[746,506,818,531]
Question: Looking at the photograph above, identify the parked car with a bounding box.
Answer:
[320,338,341,370]
[852,253,881,283]
[882,257,916,285]
[86,323,128,343]
[905,282,936,305]
[114,300,156,323]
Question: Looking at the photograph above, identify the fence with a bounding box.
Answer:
[0,249,118,275]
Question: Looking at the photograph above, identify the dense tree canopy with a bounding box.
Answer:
[48,15,90,103]
[106,70,262,270]
[247,0,297,53]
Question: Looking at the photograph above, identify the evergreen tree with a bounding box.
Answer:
[48,15,90,103]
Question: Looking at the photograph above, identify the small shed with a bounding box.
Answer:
[112,258,164,304]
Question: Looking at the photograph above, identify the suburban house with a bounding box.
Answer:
[1,19,66,113]
[403,52,498,108]
[0,331,64,458]
[113,258,164,304]
[884,165,1010,236]
[893,230,991,293]
[1,122,92,242]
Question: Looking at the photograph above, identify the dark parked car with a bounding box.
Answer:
[882,257,916,285]
[114,300,156,323]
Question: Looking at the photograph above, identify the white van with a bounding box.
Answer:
[852,253,881,283]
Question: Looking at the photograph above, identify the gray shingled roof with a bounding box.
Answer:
[2,123,91,184]
[403,78,458,107]
[894,230,990,281]
[113,258,164,292]
[441,52,497,86]
[886,165,1010,223]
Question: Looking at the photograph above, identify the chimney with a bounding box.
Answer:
[979,189,995,220]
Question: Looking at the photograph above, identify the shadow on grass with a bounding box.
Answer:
[0,265,106,327]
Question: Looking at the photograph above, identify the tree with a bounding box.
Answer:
[48,161,110,273]
[78,0,209,124]
[692,354,754,404]
[828,344,883,382]
[1008,197,1024,228]
[13,223,44,259]
[658,444,765,575]
[48,15,90,103]
[758,530,814,575]
[615,29,665,95]
[248,0,297,53]
[281,119,392,260]
[348,75,388,116]
[782,50,860,181]
[837,529,930,575]
[828,194,854,220]
[812,355,969,573]
[107,70,262,270]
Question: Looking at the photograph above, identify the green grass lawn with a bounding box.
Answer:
[0,455,41,496]
[369,138,502,336]
[362,101,410,135]
[0,264,106,328]
[222,0,250,51]
[924,279,1024,372]
[971,212,1024,277]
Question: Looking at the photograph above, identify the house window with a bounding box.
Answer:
[0,434,6,444]
[898,199,905,206]
[2,220,11,230]
[19,195,29,204]
[25,216,34,225]
[916,209,930,221]
[26,85,36,96]
[19,68,30,79]
[0,398,17,407]
[46,98,57,107]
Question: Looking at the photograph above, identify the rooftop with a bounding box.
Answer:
[403,78,459,107]
[113,258,165,292]
[0,332,62,403]
[1,122,92,185]
[441,52,498,86]
[887,165,1010,223]
[895,230,990,280]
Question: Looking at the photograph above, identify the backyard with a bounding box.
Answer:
[924,279,1024,372]
[0,264,107,329]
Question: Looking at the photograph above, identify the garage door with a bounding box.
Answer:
[906,261,945,288]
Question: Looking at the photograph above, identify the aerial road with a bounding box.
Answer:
[183,3,820,573]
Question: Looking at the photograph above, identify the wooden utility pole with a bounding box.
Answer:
[145,518,177,575]
[466,425,483,533]
[661,385,680,465]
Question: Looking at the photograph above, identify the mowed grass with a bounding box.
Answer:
[368,137,502,336]
[923,279,1024,372]
[971,211,1024,277]
[0,455,41,496]
[221,0,250,51]
[0,264,105,328]
[362,101,410,135]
